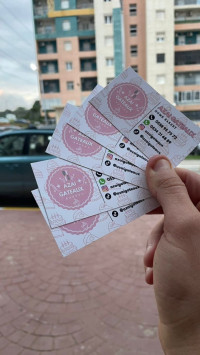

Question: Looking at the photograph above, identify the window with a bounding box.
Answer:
[174,90,200,104]
[130,25,137,36]
[62,20,71,31]
[156,32,165,42]
[43,80,60,93]
[81,77,97,91]
[131,65,138,72]
[67,81,74,90]
[61,0,69,9]
[129,4,137,16]
[106,58,114,66]
[157,53,165,63]
[106,78,114,85]
[0,135,25,156]
[104,15,112,24]
[66,62,72,71]
[64,41,72,51]
[156,75,166,84]
[46,43,54,53]
[29,134,51,156]
[105,36,113,46]
[156,10,165,20]
[130,45,138,57]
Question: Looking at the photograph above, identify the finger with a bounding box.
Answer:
[145,267,153,285]
[176,168,200,207]
[146,156,198,224]
[144,217,164,268]
[148,167,200,215]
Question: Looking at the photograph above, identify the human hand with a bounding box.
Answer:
[144,155,200,355]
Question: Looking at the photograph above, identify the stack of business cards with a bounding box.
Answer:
[32,67,200,257]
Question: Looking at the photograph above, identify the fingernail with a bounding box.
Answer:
[153,158,171,172]
[145,245,153,256]
[145,267,152,277]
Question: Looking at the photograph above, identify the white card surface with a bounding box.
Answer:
[32,189,159,257]
[90,67,200,167]
[46,105,148,188]
[64,89,148,170]
[31,158,153,228]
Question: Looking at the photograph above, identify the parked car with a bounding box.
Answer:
[0,128,54,197]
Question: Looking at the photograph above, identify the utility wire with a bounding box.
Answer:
[0,17,33,49]
[0,0,33,34]
[0,48,33,72]
[0,69,38,85]
[0,35,34,61]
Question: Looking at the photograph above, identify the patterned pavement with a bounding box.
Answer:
[0,210,163,355]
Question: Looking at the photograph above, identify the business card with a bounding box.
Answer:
[32,189,159,257]
[31,158,152,228]
[60,91,148,170]
[46,114,148,188]
[90,67,200,166]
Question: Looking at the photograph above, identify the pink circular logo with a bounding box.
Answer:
[62,124,102,156]
[107,83,148,120]
[46,165,94,210]
[85,104,118,135]
[61,215,99,235]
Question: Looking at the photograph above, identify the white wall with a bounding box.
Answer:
[146,0,174,104]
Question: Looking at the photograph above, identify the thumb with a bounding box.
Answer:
[146,156,195,219]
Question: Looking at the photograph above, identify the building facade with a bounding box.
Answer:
[32,0,123,114]
[32,0,200,124]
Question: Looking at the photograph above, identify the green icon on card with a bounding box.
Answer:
[99,178,106,185]
[144,119,150,125]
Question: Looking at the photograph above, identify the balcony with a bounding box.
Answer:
[175,9,200,22]
[38,40,57,54]
[174,90,200,105]
[39,60,58,74]
[35,19,56,39]
[175,0,200,5]
[81,77,97,91]
[175,31,200,45]
[175,50,200,65]
[80,58,96,71]
[43,80,60,93]
[76,0,93,8]
[79,38,95,51]
[77,16,94,31]
[33,5,48,18]
[175,72,200,85]
[181,110,200,121]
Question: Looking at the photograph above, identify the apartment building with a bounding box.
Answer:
[174,0,200,123]
[32,0,123,115]
[32,0,200,124]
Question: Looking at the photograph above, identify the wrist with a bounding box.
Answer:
[159,321,200,355]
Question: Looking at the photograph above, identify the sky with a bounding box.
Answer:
[0,0,39,112]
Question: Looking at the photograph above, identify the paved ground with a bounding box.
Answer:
[178,159,200,174]
[0,210,163,355]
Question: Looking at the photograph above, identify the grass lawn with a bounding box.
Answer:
[185,155,200,160]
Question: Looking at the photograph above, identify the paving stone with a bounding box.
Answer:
[0,211,163,354]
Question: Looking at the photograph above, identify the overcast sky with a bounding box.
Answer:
[0,0,39,111]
